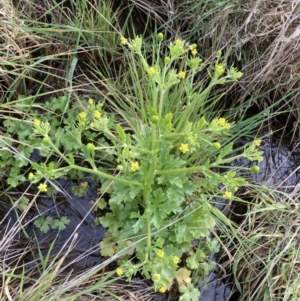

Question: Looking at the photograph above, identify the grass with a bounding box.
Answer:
[1,0,300,300]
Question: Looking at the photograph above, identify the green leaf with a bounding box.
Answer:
[109,182,142,204]
[208,238,220,253]
[175,224,192,244]
[99,213,123,236]
[9,165,21,177]
[219,142,233,160]
[179,283,200,301]
[7,174,25,187]
[71,181,90,197]
[146,188,170,229]
[186,253,199,269]
[199,261,216,276]
[162,113,173,134]
[34,216,53,234]
[197,116,206,129]
[168,176,184,188]
[60,130,82,152]
[130,211,148,233]
[99,180,114,194]
[100,234,116,256]
[45,95,68,113]
[17,196,29,211]
[116,124,126,142]
[166,187,186,211]
[68,153,75,165]
[96,198,107,210]
[52,216,70,231]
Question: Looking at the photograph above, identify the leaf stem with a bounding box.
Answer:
[156,165,210,175]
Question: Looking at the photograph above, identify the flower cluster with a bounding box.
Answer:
[254,139,261,147]
[215,64,225,75]
[228,66,243,80]
[218,118,231,129]
[189,43,197,56]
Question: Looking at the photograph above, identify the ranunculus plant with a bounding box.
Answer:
[7,33,263,300]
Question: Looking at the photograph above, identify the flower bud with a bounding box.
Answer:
[216,50,222,58]
[250,166,260,173]
[151,115,159,124]
[42,137,50,144]
[157,33,164,42]
[212,142,221,150]
[164,56,170,64]
[86,143,96,152]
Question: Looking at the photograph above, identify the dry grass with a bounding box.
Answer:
[225,188,300,301]
[126,0,300,128]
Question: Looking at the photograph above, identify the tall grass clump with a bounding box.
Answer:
[126,0,300,136]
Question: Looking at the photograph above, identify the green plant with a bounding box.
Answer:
[2,0,300,300]
[6,33,262,299]
[34,216,71,233]
[71,181,90,197]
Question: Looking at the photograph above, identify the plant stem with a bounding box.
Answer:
[143,124,159,262]
[72,165,142,186]
[54,164,142,186]
[156,165,211,175]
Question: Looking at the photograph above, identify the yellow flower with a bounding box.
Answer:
[88,98,94,105]
[224,122,231,129]
[153,274,161,281]
[172,256,180,264]
[174,39,183,46]
[148,66,156,75]
[157,249,165,258]
[93,110,102,119]
[237,71,243,79]
[28,172,34,180]
[218,118,231,129]
[218,118,226,126]
[179,143,189,154]
[223,191,232,200]
[38,183,47,192]
[130,161,139,172]
[78,112,87,119]
[159,287,166,293]
[254,139,261,147]
[191,49,197,56]
[116,268,123,276]
[178,71,186,79]
[215,64,225,74]
[189,43,197,50]
[34,119,41,126]
[120,37,127,45]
